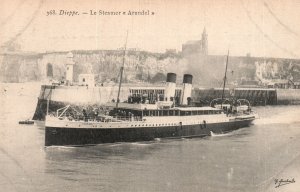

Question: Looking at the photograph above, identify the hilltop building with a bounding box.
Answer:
[182,28,208,56]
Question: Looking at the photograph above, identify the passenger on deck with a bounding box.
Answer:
[94,110,99,120]
[82,109,88,122]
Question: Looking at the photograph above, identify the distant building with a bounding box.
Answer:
[165,49,177,54]
[182,28,208,56]
[117,47,141,51]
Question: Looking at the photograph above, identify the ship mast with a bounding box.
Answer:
[116,31,128,108]
[221,50,229,108]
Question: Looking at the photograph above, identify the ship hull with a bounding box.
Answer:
[45,119,254,146]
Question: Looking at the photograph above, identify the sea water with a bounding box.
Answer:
[0,83,300,192]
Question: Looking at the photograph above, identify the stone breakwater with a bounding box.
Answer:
[276,89,300,104]
[32,84,130,120]
[32,84,300,121]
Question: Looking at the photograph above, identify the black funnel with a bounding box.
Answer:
[183,74,193,84]
[166,73,177,83]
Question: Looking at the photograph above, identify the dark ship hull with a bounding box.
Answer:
[45,117,254,146]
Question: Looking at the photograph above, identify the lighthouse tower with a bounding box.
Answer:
[65,52,75,85]
[201,27,208,55]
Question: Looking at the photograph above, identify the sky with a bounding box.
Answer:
[0,0,300,58]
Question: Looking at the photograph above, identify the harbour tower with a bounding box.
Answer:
[65,52,75,85]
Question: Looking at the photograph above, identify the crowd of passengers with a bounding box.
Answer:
[53,107,142,122]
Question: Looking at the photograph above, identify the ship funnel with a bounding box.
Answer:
[164,73,177,102]
[181,74,193,105]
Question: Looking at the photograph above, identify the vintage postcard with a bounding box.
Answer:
[0,0,299,191]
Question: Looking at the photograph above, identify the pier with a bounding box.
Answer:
[192,88,277,106]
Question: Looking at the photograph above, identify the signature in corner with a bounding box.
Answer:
[274,178,295,188]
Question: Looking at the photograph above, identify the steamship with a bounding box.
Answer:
[45,73,258,146]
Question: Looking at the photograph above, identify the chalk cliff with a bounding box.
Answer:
[1,50,300,86]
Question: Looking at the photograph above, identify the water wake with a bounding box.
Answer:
[210,131,235,137]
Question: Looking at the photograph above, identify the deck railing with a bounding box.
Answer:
[50,113,143,122]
